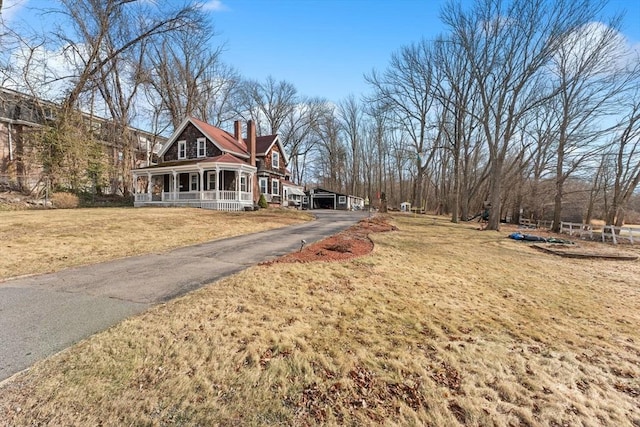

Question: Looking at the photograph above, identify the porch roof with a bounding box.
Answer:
[285,186,306,196]
[132,153,256,174]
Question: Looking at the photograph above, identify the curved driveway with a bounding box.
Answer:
[0,210,369,382]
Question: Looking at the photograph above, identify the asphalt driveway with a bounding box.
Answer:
[0,210,369,382]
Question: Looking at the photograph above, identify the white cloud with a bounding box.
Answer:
[0,0,29,23]
[200,0,229,12]
[4,41,76,101]
[553,21,632,76]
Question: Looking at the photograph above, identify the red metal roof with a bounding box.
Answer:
[209,153,248,165]
[134,153,250,169]
[190,117,248,155]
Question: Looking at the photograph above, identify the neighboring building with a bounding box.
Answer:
[283,182,306,208]
[132,117,299,211]
[0,86,165,194]
[307,187,364,210]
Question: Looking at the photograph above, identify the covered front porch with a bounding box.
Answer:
[133,162,256,211]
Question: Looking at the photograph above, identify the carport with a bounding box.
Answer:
[309,187,357,210]
[312,193,336,209]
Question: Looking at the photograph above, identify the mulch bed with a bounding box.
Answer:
[262,215,397,264]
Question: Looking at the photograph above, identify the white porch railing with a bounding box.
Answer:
[135,191,251,202]
[134,190,253,211]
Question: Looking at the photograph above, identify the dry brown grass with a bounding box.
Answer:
[0,207,312,280]
[1,214,639,426]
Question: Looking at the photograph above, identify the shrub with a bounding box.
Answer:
[78,192,134,207]
[258,193,268,209]
[51,192,80,209]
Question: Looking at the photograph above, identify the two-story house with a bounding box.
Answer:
[132,117,300,211]
[0,87,164,194]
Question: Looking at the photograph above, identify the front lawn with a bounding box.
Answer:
[2,215,639,425]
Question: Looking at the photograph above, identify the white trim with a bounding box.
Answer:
[189,173,199,191]
[207,171,217,190]
[197,137,206,158]
[259,177,268,195]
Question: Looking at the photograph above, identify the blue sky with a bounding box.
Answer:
[208,0,640,102]
[3,0,640,104]
[209,0,462,101]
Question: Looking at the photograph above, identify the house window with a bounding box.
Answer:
[197,138,206,158]
[259,177,268,194]
[240,176,248,192]
[272,151,279,169]
[178,140,186,159]
[207,172,217,190]
[190,173,199,191]
[339,196,346,204]
[271,179,279,196]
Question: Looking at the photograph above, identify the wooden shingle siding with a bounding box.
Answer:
[260,145,286,176]
[163,123,222,161]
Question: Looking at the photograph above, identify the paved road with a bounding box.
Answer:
[0,210,369,382]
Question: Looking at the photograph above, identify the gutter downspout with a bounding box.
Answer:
[8,122,14,161]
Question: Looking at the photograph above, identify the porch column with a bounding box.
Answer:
[172,170,178,200]
[249,171,255,204]
[146,172,152,201]
[215,166,220,200]
[199,168,204,200]
[247,173,252,202]
[132,173,138,197]
[235,170,240,201]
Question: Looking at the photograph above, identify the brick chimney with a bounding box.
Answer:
[247,120,256,167]
[234,120,242,146]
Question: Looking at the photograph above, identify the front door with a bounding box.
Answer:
[179,173,189,192]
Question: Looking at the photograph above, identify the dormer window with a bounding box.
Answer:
[178,140,186,159]
[272,151,279,169]
[197,137,206,158]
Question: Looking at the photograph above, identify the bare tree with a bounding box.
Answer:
[548,19,634,231]
[603,93,640,225]
[312,103,346,191]
[279,97,325,184]
[441,0,607,230]
[365,39,436,210]
[338,94,364,196]
[54,0,203,112]
[433,35,482,221]
[141,26,238,130]
[236,76,298,136]
[363,102,396,207]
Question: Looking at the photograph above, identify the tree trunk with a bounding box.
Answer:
[487,158,503,231]
[451,151,460,223]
